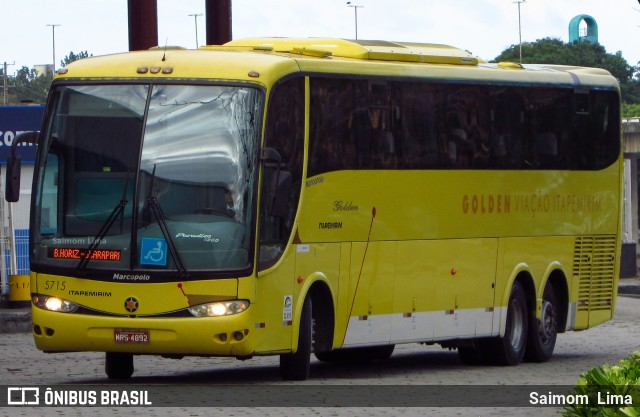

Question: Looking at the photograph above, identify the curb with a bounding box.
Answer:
[0,308,31,333]
[618,284,640,296]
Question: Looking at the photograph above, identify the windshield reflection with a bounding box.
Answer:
[32,84,261,278]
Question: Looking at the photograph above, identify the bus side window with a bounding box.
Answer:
[258,77,305,269]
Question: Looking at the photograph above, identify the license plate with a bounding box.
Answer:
[114,329,150,344]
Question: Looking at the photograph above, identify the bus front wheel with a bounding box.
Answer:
[105,352,134,379]
[491,281,528,365]
[280,295,312,380]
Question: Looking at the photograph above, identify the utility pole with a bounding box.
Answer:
[46,24,61,73]
[346,2,364,40]
[513,0,526,63]
[188,13,203,48]
[2,61,14,105]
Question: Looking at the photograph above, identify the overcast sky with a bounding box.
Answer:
[3,0,640,74]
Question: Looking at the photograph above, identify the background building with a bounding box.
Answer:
[0,105,42,295]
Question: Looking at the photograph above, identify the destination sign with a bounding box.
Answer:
[48,248,122,261]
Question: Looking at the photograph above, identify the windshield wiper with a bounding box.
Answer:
[76,199,128,272]
[144,165,187,276]
[77,171,132,272]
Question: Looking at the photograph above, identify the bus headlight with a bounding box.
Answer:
[188,300,250,317]
[32,295,79,313]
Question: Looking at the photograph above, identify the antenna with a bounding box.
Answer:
[162,38,168,61]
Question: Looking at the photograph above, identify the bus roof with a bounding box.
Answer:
[215,38,481,66]
[56,37,619,90]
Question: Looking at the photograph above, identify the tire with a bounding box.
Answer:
[105,352,134,379]
[525,283,558,362]
[280,295,312,380]
[490,281,528,366]
[315,345,395,363]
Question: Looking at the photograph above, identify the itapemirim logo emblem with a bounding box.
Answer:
[124,297,139,313]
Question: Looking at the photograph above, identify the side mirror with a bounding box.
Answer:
[6,131,38,202]
[5,155,22,202]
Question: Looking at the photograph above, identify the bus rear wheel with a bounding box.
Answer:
[280,295,312,380]
[525,283,558,362]
[490,281,528,365]
[105,352,134,379]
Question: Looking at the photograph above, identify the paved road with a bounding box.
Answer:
[1,295,639,416]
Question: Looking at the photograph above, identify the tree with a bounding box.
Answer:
[0,51,92,105]
[60,51,92,68]
[494,37,636,81]
[623,103,640,118]
[11,66,52,104]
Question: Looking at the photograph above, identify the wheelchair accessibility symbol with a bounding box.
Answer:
[140,238,168,266]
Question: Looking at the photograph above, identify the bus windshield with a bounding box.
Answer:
[32,84,262,279]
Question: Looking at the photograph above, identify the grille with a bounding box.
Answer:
[573,235,617,312]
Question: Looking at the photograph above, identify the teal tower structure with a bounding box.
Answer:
[569,15,598,44]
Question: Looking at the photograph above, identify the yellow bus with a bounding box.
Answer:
[8,38,621,380]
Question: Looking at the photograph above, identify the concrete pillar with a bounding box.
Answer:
[622,119,640,278]
[206,0,232,45]
[128,0,159,51]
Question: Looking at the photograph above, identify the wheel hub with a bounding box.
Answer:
[539,300,556,342]
[509,298,524,349]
